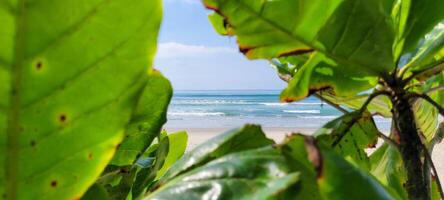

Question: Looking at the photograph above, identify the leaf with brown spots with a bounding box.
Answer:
[0,0,163,199]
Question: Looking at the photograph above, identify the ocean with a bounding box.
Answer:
[165,90,391,131]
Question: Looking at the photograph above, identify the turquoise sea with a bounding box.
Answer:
[165,90,391,131]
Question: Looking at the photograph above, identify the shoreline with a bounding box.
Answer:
[164,127,444,184]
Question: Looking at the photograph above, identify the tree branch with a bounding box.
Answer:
[421,142,444,199]
[426,85,444,95]
[277,73,350,114]
[377,131,400,151]
[359,91,391,113]
[403,60,444,84]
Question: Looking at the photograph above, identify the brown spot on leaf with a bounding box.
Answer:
[282,97,296,103]
[59,114,67,123]
[30,140,36,147]
[51,180,58,187]
[239,45,254,55]
[88,153,93,160]
[308,86,333,96]
[204,4,219,12]
[36,61,43,70]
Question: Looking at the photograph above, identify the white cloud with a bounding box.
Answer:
[156,42,236,59]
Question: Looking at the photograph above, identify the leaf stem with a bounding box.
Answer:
[376,131,400,151]
[6,0,26,199]
[426,85,444,95]
[421,142,444,199]
[358,91,391,113]
[313,93,349,114]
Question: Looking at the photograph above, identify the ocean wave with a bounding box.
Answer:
[261,102,323,106]
[300,115,339,119]
[168,112,225,116]
[260,102,288,106]
[293,102,324,105]
[283,110,321,114]
[172,100,251,105]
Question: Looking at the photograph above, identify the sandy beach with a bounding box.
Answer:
[166,127,444,184]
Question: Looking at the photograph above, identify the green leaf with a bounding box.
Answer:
[282,134,394,200]
[369,143,408,200]
[204,0,396,74]
[431,177,441,200]
[156,124,274,185]
[155,131,188,180]
[131,136,169,199]
[106,166,137,200]
[315,111,379,169]
[81,184,109,200]
[404,23,444,80]
[0,0,162,199]
[111,70,173,166]
[146,147,300,200]
[208,13,230,35]
[393,0,444,58]
[278,53,377,102]
[317,145,394,200]
[413,72,444,143]
[280,134,322,200]
[320,92,392,117]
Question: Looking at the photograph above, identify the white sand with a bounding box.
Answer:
[165,127,444,184]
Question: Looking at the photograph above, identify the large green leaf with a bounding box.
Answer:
[403,23,444,80]
[413,72,444,143]
[131,135,170,199]
[276,53,377,102]
[145,147,300,200]
[110,71,173,166]
[315,111,379,169]
[279,134,322,200]
[204,0,396,74]
[282,134,394,200]
[155,131,188,180]
[369,143,408,200]
[393,0,444,58]
[156,124,274,185]
[317,145,394,200]
[321,92,392,117]
[270,55,391,116]
[0,0,162,199]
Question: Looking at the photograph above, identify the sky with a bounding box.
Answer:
[154,0,286,90]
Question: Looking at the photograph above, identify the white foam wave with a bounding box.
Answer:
[172,100,251,105]
[283,110,321,114]
[260,103,288,106]
[261,102,323,106]
[293,102,323,105]
[300,115,339,119]
[168,112,225,116]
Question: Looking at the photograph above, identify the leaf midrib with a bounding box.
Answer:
[227,0,391,76]
[6,0,26,199]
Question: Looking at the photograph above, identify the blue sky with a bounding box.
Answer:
[154,0,286,90]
